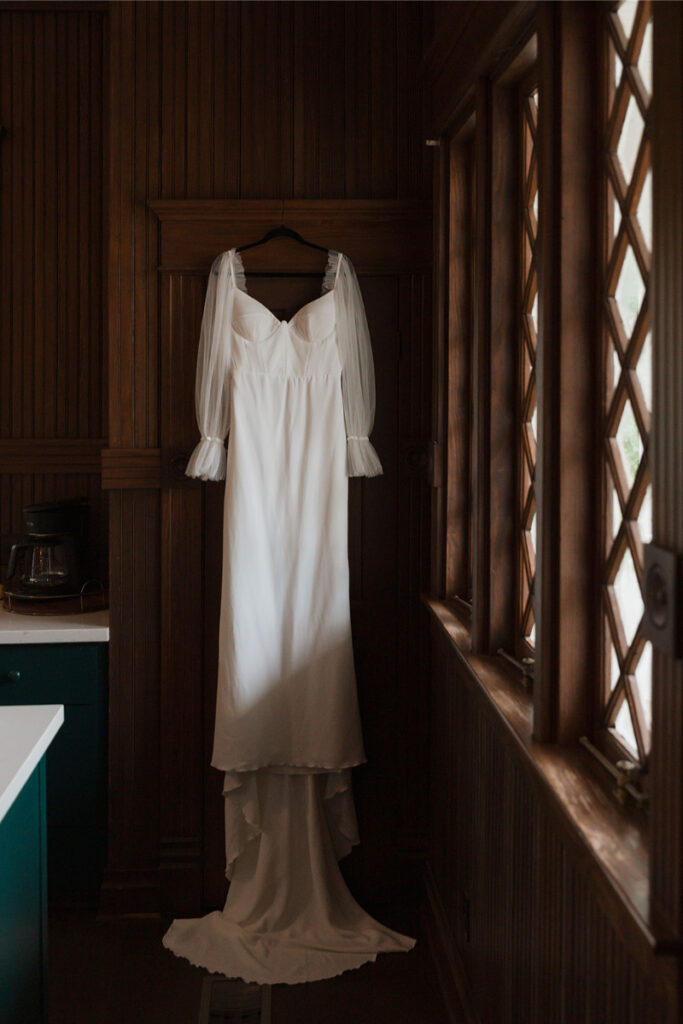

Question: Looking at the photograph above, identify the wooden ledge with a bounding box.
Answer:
[146,199,432,274]
[421,594,679,971]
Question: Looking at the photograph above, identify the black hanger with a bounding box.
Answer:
[236,224,328,254]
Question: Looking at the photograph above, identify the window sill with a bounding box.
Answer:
[422,594,677,963]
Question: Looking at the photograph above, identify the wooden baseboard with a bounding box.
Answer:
[422,863,479,1024]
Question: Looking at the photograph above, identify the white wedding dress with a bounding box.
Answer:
[161,248,415,984]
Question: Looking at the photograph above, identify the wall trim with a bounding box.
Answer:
[148,198,432,274]
[0,438,104,474]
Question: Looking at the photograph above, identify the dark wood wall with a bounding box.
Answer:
[101,0,436,915]
[0,7,106,578]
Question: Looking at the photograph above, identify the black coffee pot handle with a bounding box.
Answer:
[7,541,27,581]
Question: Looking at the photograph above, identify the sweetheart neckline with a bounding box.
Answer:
[235,287,335,326]
[230,247,338,325]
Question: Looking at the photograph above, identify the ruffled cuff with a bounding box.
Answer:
[346,436,383,478]
[185,435,227,481]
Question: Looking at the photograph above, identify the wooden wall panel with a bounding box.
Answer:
[0,9,105,442]
[425,624,679,1024]
[0,7,106,581]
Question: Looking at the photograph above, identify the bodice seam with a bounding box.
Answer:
[232,369,341,381]
[231,322,337,348]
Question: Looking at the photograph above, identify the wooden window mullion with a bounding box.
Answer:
[517,80,539,658]
[534,1,600,743]
[431,129,450,598]
[471,78,493,652]
[443,133,475,601]
[471,78,518,654]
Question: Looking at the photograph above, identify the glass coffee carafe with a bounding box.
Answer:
[6,499,88,600]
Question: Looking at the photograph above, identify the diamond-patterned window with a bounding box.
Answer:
[518,85,539,654]
[601,0,652,765]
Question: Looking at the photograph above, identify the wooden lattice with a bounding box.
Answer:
[602,0,653,762]
[519,87,539,651]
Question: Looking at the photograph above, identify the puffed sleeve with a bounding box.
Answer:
[333,253,383,477]
[185,251,235,481]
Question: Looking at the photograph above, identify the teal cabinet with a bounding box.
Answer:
[0,644,108,896]
[0,757,48,1024]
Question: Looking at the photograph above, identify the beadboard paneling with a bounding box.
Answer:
[426,622,679,1024]
[0,9,105,442]
[0,7,106,586]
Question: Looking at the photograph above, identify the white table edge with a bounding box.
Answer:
[0,704,65,824]
[0,608,110,644]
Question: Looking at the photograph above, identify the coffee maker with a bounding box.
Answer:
[6,498,89,600]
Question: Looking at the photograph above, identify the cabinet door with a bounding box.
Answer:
[0,644,104,704]
[0,643,108,894]
[0,758,47,1024]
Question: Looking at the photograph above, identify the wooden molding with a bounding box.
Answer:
[147,199,432,273]
[0,438,104,474]
[101,448,162,489]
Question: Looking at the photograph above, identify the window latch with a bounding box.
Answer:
[643,542,682,659]
[614,759,642,806]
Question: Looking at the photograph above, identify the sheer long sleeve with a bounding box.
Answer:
[185,251,235,482]
[333,254,383,478]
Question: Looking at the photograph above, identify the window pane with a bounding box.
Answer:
[639,169,652,253]
[616,90,644,184]
[614,243,645,340]
[639,17,653,96]
[614,697,638,755]
[613,547,643,649]
[615,396,643,490]
[616,0,638,40]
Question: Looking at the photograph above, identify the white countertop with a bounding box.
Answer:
[0,607,109,644]
[0,704,64,824]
